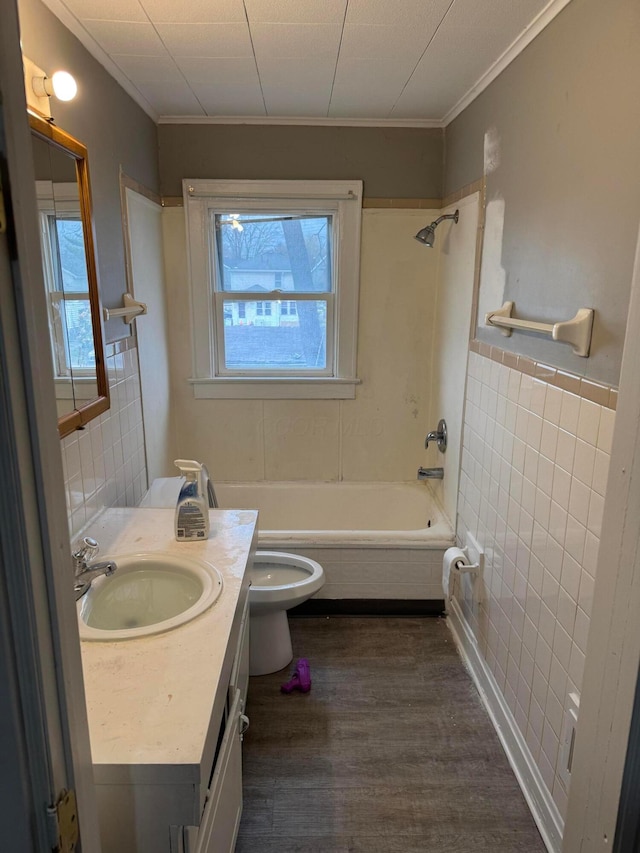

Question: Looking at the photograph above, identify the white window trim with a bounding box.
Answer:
[183,179,362,399]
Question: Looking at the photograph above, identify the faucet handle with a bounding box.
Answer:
[424,418,448,452]
[72,536,99,563]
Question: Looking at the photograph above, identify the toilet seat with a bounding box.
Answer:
[249,551,324,613]
[248,551,325,675]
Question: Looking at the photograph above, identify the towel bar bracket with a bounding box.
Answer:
[485,301,594,357]
[103,292,148,325]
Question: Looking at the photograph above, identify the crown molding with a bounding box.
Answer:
[40,0,159,123]
[442,0,573,126]
[158,115,444,128]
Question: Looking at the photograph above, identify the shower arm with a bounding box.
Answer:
[430,212,459,228]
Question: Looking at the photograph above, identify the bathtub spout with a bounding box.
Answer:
[417,467,444,480]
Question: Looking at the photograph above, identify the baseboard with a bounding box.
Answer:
[289,599,445,617]
[446,598,564,853]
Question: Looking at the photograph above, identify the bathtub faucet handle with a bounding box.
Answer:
[425,418,447,453]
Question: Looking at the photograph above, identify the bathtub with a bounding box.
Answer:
[215,481,453,602]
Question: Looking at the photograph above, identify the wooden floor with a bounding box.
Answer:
[236,616,545,852]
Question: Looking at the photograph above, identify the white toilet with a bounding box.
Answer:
[249,551,324,676]
[139,477,325,676]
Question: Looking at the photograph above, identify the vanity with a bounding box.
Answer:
[78,506,258,853]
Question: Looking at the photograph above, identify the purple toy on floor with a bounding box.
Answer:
[281,658,311,694]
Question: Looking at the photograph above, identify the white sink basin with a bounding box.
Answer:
[78,552,223,641]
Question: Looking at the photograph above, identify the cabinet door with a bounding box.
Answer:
[194,689,243,853]
[229,595,250,713]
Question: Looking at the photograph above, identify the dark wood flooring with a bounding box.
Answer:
[236,617,545,852]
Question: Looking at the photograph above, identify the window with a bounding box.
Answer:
[36,182,94,380]
[185,180,362,399]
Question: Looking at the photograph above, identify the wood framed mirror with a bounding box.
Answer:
[29,113,109,437]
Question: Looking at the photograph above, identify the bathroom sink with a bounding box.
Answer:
[77,552,223,641]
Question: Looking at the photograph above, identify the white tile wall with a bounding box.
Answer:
[456,350,613,822]
[60,340,148,540]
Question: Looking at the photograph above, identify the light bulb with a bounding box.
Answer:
[50,70,77,101]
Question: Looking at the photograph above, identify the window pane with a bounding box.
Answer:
[222,299,327,370]
[63,297,96,370]
[55,218,89,293]
[214,213,331,294]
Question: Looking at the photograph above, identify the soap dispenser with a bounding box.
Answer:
[174,459,210,541]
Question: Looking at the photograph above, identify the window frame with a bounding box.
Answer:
[184,179,363,399]
[36,181,94,382]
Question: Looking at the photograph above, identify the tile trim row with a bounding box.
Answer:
[105,334,138,359]
[469,339,618,410]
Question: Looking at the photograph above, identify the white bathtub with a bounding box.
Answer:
[215,481,452,548]
[142,479,452,601]
[215,481,453,602]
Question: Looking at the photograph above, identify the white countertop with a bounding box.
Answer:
[78,507,257,787]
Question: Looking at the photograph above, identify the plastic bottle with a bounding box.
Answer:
[174,459,210,541]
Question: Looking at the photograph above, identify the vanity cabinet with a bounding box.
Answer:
[84,508,258,853]
[182,596,250,853]
[95,590,250,853]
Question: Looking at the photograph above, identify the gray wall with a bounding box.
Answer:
[18,0,160,343]
[158,124,443,199]
[445,0,640,387]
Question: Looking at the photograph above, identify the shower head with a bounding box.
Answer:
[414,209,459,247]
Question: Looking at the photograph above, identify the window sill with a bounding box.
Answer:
[189,377,360,400]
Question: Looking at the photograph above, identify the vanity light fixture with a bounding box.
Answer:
[23,56,78,119]
[32,69,77,102]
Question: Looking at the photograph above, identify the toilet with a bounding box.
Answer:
[139,477,325,676]
[249,551,324,676]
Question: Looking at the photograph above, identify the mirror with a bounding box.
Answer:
[29,114,109,437]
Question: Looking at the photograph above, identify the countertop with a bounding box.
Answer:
[78,507,258,787]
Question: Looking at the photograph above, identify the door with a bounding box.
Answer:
[0,3,100,849]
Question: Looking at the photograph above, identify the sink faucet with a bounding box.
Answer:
[418,467,444,480]
[73,536,117,600]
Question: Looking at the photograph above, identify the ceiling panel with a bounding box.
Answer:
[195,86,267,116]
[62,0,148,22]
[134,80,204,115]
[257,56,336,89]
[112,54,184,84]
[345,0,452,28]
[262,87,332,117]
[138,0,246,23]
[155,22,254,57]
[258,56,336,115]
[175,57,266,116]
[250,23,343,60]
[244,0,348,25]
[49,0,555,120]
[338,24,433,62]
[329,56,418,118]
[81,20,166,55]
[390,0,548,118]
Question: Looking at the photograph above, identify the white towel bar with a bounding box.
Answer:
[103,293,147,324]
[485,301,594,357]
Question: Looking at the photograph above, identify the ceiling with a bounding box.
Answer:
[44,0,565,124]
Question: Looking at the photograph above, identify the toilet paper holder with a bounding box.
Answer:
[452,548,481,574]
[442,533,485,608]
